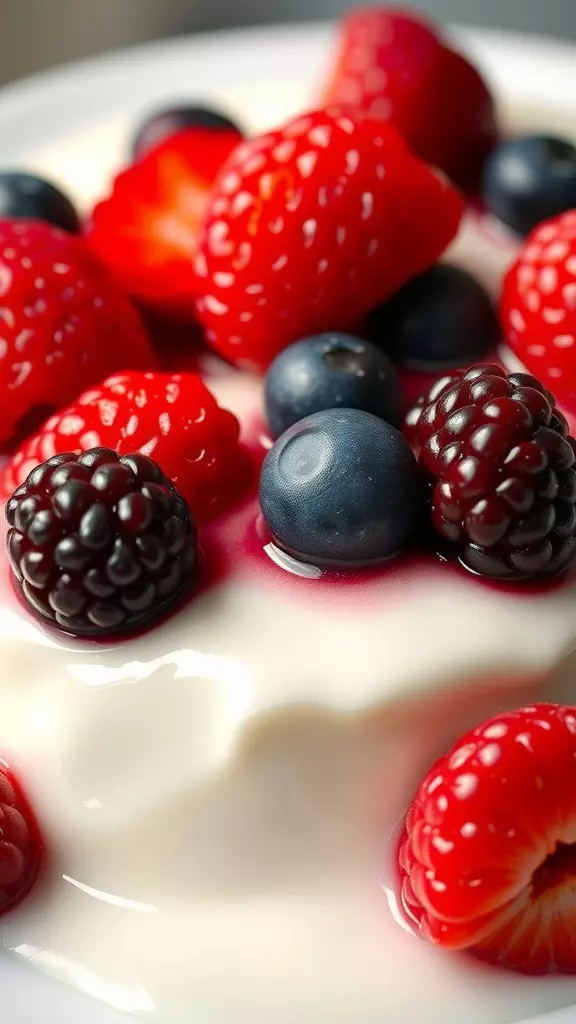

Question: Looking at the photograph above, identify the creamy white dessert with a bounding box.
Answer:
[0,85,575,1024]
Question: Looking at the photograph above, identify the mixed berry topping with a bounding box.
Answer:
[321,7,497,187]
[0,0,575,983]
[483,135,576,237]
[132,103,243,160]
[406,364,576,579]
[502,210,576,415]
[260,408,422,566]
[195,107,463,370]
[398,703,576,974]
[0,171,80,233]
[0,219,153,449]
[6,448,197,636]
[0,763,43,917]
[2,371,244,523]
[264,332,400,438]
[367,264,497,370]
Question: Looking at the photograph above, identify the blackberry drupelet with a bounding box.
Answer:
[406,365,576,579]
[5,448,198,637]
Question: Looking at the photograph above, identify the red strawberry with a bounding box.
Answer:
[0,220,153,450]
[398,703,576,974]
[0,762,43,915]
[88,127,243,317]
[321,8,498,187]
[2,371,245,521]
[502,210,576,416]
[195,107,463,371]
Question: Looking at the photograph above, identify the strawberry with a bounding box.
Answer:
[0,762,43,916]
[502,210,576,416]
[2,371,245,521]
[398,703,576,974]
[321,8,498,187]
[195,107,463,371]
[88,127,243,317]
[0,220,153,450]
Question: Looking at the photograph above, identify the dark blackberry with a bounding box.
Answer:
[5,448,198,636]
[406,365,576,580]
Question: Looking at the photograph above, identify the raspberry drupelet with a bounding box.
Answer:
[0,764,43,916]
[406,364,576,580]
[5,448,198,637]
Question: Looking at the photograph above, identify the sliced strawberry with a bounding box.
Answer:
[195,107,463,371]
[502,210,576,416]
[2,371,246,521]
[321,7,498,187]
[88,127,243,318]
[398,703,576,974]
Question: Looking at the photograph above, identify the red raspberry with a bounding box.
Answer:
[501,210,576,416]
[321,8,498,188]
[195,107,463,371]
[0,764,42,915]
[0,220,154,449]
[6,448,197,637]
[406,364,576,579]
[398,703,576,975]
[2,371,245,522]
[88,127,243,317]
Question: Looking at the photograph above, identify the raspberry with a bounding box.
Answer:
[0,220,154,449]
[5,448,198,637]
[398,703,576,974]
[0,764,43,916]
[406,364,576,579]
[195,107,462,370]
[2,371,245,522]
[321,9,497,188]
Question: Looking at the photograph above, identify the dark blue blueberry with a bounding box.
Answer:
[264,332,401,439]
[259,408,422,566]
[132,104,243,159]
[367,265,497,371]
[482,135,576,237]
[0,172,80,233]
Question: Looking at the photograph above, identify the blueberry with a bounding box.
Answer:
[482,135,576,237]
[259,408,422,566]
[367,265,497,371]
[132,104,243,159]
[264,333,401,439]
[0,172,80,233]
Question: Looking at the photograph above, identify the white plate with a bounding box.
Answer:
[0,20,575,1024]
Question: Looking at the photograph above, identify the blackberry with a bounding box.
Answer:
[5,448,198,636]
[406,365,576,579]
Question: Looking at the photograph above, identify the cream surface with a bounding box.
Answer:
[0,90,575,1024]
